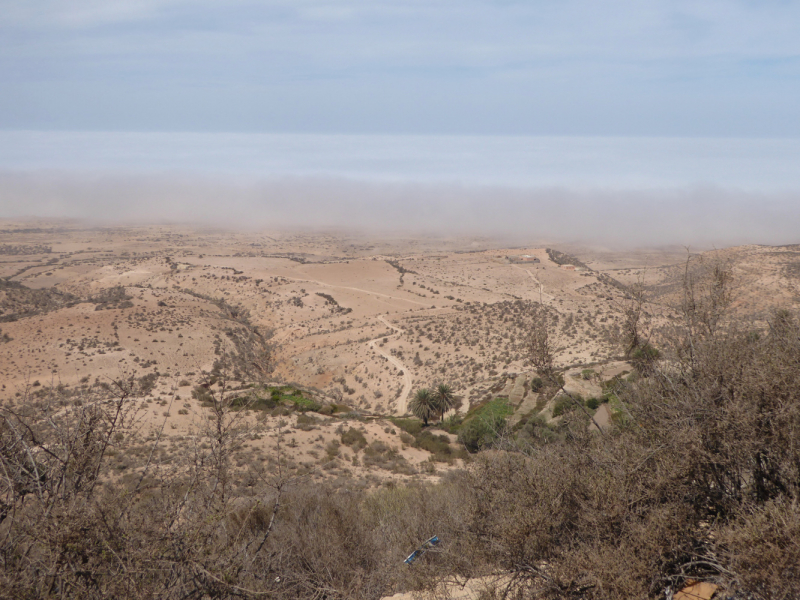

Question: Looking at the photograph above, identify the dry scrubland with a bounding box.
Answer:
[1,220,799,599]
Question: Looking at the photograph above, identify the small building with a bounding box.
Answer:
[560,264,576,271]
[509,255,541,264]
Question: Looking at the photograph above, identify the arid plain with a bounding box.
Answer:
[2,219,798,486]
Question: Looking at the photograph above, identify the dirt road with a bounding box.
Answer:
[513,265,555,303]
[367,316,413,415]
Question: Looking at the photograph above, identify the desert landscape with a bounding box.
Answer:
[4,1,800,597]
[3,220,796,407]
[2,219,799,599]
[3,220,799,482]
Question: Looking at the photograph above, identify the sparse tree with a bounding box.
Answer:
[678,253,734,371]
[527,305,606,434]
[432,383,457,421]
[619,273,648,357]
[409,388,436,426]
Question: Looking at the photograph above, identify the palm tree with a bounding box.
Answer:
[433,383,456,421]
[409,388,436,426]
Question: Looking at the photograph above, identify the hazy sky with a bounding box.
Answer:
[2,0,800,135]
[3,131,800,191]
[2,2,799,247]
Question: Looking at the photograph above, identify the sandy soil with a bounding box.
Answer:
[2,220,797,486]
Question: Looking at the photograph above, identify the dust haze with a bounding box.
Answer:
[2,170,798,248]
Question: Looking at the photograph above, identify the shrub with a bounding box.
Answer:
[630,343,660,374]
[290,396,322,413]
[295,413,319,431]
[458,399,513,453]
[389,418,423,437]
[191,385,213,406]
[515,413,562,446]
[439,413,463,433]
[365,441,389,456]
[325,439,340,459]
[229,393,277,411]
[341,427,367,451]
[414,431,451,456]
[551,393,583,417]
[458,418,502,453]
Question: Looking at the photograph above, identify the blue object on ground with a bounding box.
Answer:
[404,536,440,565]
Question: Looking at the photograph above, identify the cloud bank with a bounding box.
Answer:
[2,170,798,249]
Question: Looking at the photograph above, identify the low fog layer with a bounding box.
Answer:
[2,170,798,248]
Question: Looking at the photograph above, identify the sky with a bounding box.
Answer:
[1,1,799,246]
[2,0,800,136]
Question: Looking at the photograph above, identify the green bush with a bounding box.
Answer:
[231,394,278,411]
[325,439,340,459]
[630,343,660,374]
[439,413,463,433]
[191,385,214,406]
[341,427,368,451]
[290,396,322,413]
[457,399,513,453]
[295,413,319,431]
[529,377,543,392]
[414,431,451,455]
[388,417,422,437]
[552,394,580,417]
[586,397,600,410]
[516,413,562,445]
[458,417,504,453]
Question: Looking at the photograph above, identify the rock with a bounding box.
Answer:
[674,581,718,600]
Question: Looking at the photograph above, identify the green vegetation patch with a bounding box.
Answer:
[552,394,580,417]
[198,385,323,413]
[414,431,466,463]
[388,417,423,437]
[457,398,514,453]
[387,417,465,462]
[289,396,323,413]
[438,414,464,434]
[228,394,277,411]
[464,397,514,422]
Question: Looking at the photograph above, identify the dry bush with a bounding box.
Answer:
[425,272,800,598]
[0,373,395,599]
[715,499,800,598]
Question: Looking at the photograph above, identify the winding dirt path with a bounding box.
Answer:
[367,316,413,415]
[513,265,555,303]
